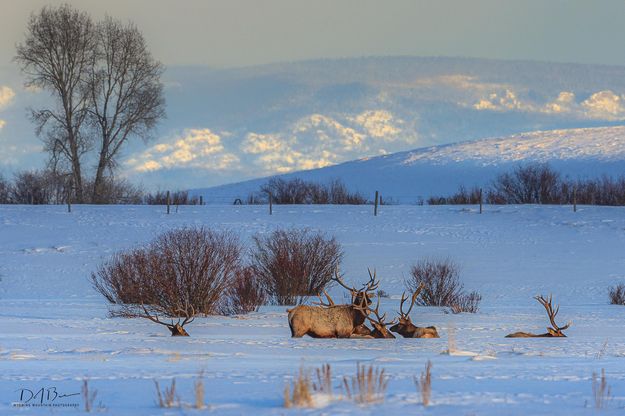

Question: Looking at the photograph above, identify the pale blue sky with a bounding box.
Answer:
[2,0,625,68]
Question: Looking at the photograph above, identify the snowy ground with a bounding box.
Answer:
[1,204,625,414]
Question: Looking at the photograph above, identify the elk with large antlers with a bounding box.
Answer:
[506,295,571,338]
[389,285,439,338]
[287,269,378,338]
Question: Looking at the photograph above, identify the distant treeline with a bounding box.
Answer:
[428,164,625,206]
[0,170,199,205]
[248,178,368,205]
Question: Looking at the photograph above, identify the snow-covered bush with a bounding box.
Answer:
[406,258,481,313]
[250,228,343,305]
[608,283,625,305]
[91,227,244,335]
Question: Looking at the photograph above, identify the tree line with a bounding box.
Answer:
[428,164,625,206]
[0,170,199,205]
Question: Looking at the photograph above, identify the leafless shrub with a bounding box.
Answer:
[83,177,144,204]
[143,190,200,205]
[608,283,625,305]
[449,291,482,314]
[407,258,481,313]
[342,363,388,404]
[407,259,461,307]
[592,369,611,409]
[82,379,97,412]
[414,361,432,406]
[489,164,561,204]
[91,227,243,335]
[0,174,12,204]
[254,178,367,205]
[284,367,313,408]
[428,186,482,205]
[223,266,266,314]
[251,228,343,305]
[154,379,180,408]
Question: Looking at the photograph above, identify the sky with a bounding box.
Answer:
[2,0,625,190]
[2,0,625,68]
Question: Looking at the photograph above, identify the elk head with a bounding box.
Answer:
[390,284,440,338]
[535,294,571,337]
[355,296,397,338]
[331,267,378,310]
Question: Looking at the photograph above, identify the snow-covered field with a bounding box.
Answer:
[2,204,625,414]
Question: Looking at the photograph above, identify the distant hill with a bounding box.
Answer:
[190,126,625,204]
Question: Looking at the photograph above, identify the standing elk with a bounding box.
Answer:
[506,295,571,338]
[287,270,378,338]
[389,285,440,338]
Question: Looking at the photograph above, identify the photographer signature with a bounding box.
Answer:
[15,386,80,406]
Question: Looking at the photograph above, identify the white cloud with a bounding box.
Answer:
[240,111,417,174]
[581,90,625,121]
[128,128,240,172]
[0,86,15,109]
[0,119,5,130]
[349,110,402,139]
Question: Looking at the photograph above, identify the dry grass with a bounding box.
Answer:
[284,367,313,408]
[82,379,97,413]
[154,378,180,408]
[313,363,333,397]
[414,361,432,406]
[592,369,612,409]
[194,371,205,409]
[342,363,388,404]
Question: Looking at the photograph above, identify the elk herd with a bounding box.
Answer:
[287,270,571,339]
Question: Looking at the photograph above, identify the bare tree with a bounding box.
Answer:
[89,17,165,203]
[15,5,96,202]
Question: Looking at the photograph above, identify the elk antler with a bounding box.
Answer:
[313,290,335,307]
[357,296,397,328]
[534,294,571,332]
[399,283,424,319]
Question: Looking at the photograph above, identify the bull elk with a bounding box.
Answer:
[287,269,378,338]
[389,285,439,338]
[506,295,571,338]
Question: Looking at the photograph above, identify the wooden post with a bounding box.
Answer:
[268,192,273,215]
[199,195,203,206]
[479,188,483,214]
[573,186,577,213]
[166,190,170,214]
[374,191,379,216]
[67,179,72,213]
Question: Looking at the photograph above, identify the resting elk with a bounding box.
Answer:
[287,270,378,338]
[352,295,397,338]
[506,295,571,338]
[389,285,440,338]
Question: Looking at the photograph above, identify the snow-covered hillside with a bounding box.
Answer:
[1,204,625,414]
[192,126,625,204]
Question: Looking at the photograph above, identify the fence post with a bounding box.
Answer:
[199,195,203,206]
[479,188,483,214]
[67,179,72,213]
[573,186,577,213]
[166,190,170,214]
[374,191,379,216]
[268,192,273,215]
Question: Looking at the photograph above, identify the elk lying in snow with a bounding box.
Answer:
[389,286,439,338]
[355,296,397,338]
[506,295,571,338]
[287,270,377,338]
